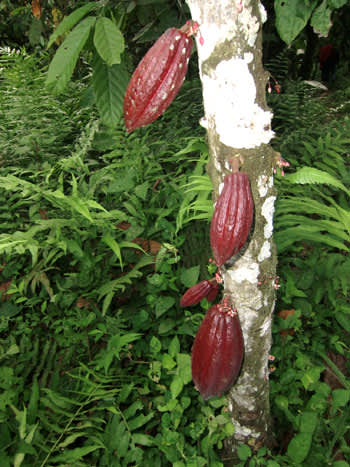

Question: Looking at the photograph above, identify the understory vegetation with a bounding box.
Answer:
[0,47,349,466]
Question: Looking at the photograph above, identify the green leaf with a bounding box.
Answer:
[155,296,175,318]
[47,3,96,48]
[328,0,347,7]
[150,336,162,354]
[162,353,176,370]
[237,444,251,461]
[94,17,124,66]
[176,353,192,384]
[58,432,88,448]
[168,336,180,358]
[92,55,130,126]
[299,411,318,433]
[301,367,323,390]
[132,433,155,446]
[170,375,184,399]
[287,432,312,463]
[285,167,350,196]
[27,379,39,424]
[101,232,123,268]
[128,412,154,431]
[180,265,200,288]
[46,16,96,94]
[332,389,350,411]
[310,0,332,35]
[335,311,350,332]
[50,445,102,463]
[275,0,317,45]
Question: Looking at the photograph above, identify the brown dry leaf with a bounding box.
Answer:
[323,351,348,390]
[0,280,12,301]
[32,0,42,19]
[278,309,296,337]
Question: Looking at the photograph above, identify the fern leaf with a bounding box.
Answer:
[286,167,350,196]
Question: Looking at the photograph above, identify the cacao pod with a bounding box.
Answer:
[180,279,219,307]
[210,172,253,267]
[124,22,197,132]
[191,300,244,400]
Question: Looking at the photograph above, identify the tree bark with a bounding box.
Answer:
[185,0,278,460]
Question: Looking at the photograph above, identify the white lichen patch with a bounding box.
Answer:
[201,59,274,149]
[257,175,273,197]
[233,421,261,440]
[225,257,260,284]
[258,240,271,262]
[260,316,271,336]
[244,52,254,64]
[239,4,260,47]
[261,196,276,239]
[259,2,268,23]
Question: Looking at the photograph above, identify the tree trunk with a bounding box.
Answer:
[185,0,278,460]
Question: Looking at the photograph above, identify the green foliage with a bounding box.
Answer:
[274,0,347,44]
[0,55,229,465]
[268,62,350,465]
[1,21,350,466]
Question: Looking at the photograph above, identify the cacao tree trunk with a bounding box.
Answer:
[185,0,278,460]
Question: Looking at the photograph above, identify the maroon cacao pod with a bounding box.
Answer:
[191,300,244,400]
[210,172,253,267]
[180,279,219,307]
[123,22,197,132]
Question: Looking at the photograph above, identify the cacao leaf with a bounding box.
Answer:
[46,16,96,94]
[93,17,124,66]
[274,0,318,45]
[47,3,96,48]
[93,55,129,127]
[311,0,332,36]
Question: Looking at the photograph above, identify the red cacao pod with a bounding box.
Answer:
[123,22,197,132]
[210,172,253,267]
[191,300,244,400]
[180,279,219,307]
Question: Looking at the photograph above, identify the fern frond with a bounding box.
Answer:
[286,167,350,196]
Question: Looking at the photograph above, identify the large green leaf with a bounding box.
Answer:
[93,17,124,66]
[92,55,129,126]
[47,3,96,48]
[311,0,332,36]
[274,0,317,44]
[46,16,96,94]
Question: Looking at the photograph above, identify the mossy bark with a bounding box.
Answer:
[185,0,278,459]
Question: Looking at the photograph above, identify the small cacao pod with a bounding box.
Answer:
[180,279,219,307]
[123,21,198,132]
[210,172,253,267]
[191,299,244,400]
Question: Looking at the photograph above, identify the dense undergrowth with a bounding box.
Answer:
[0,49,349,466]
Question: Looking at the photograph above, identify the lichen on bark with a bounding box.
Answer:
[185,0,278,458]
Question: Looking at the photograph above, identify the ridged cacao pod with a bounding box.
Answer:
[191,300,244,400]
[210,172,253,267]
[123,22,197,132]
[180,279,219,307]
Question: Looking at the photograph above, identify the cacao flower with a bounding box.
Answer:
[191,299,244,400]
[210,172,253,267]
[124,21,198,132]
[180,279,219,307]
